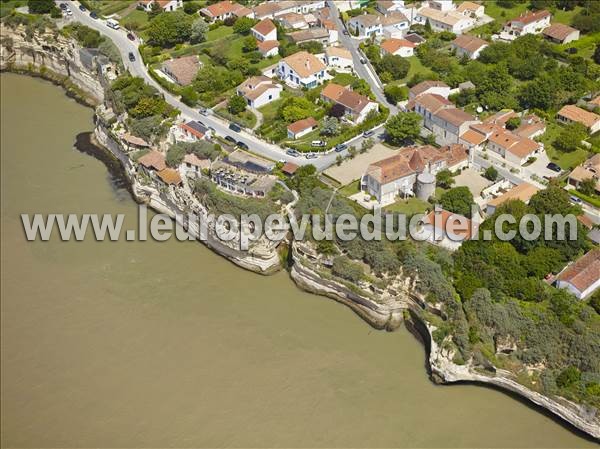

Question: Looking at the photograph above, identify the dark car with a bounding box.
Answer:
[79,4,87,11]
[228,123,242,133]
[128,52,136,62]
[127,32,135,41]
[225,135,236,144]
[362,130,374,138]
[286,149,300,157]
[360,58,367,64]
[59,3,67,10]
[335,143,347,152]
[546,162,561,173]
[90,11,98,19]
[237,141,248,150]
[343,29,349,36]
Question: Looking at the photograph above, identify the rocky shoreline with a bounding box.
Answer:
[3,31,598,441]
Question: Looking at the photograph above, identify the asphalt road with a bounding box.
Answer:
[64,0,349,171]
[327,0,398,115]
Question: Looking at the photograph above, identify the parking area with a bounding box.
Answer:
[454,168,493,197]
[324,144,396,186]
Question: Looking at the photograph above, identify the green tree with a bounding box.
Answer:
[376,54,410,80]
[505,117,521,130]
[332,256,364,283]
[594,43,600,65]
[228,94,247,115]
[440,187,474,217]
[233,16,256,34]
[299,41,324,54]
[129,96,167,118]
[180,85,198,106]
[278,97,313,123]
[146,11,193,47]
[384,112,421,145]
[320,116,340,136]
[166,144,186,167]
[554,122,587,153]
[589,291,600,314]
[28,0,55,14]
[436,169,455,189]
[483,166,498,181]
[529,185,581,216]
[383,84,408,105]
[578,178,597,196]
[556,366,581,388]
[242,35,257,52]
[190,18,209,44]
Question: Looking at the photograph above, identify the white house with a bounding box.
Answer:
[376,0,406,15]
[277,51,327,88]
[325,46,354,70]
[200,0,249,22]
[428,0,456,12]
[487,130,541,166]
[451,34,488,59]
[419,209,477,251]
[380,38,415,57]
[138,0,182,12]
[556,249,600,299]
[348,14,383,38]
[251,18,277,42]
[415,7,475,34]
[179,121,210,142]
[363,144,468,205]
[557,104,600,134]
[456,1,485,18]
[236,76,282,108]
[180,153,211,178]
[542,23,580,44]
[321,83,379,124]
[502,9,552,39]
[409,80,450,100]
[257,40,280,58]
[287,117,319,139]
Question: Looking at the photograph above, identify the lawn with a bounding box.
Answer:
[0,0,25,17]
[398,56,435,85]
[384,198,431,216]
[551,6,582,26]
[539,121,590,170]
[120,8,149,29]
[484,1,530,25]
[339,179,361,198]
[207,25,234,41]
[556,32,600,59]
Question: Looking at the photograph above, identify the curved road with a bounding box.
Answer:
[65,1,345,171]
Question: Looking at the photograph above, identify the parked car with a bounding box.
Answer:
[286,149,300,157]
[229,123,242,133]
[127,32,135,41]
[79,4,87,11]
[546,162,561,173]
[360,58,367,64]
[65,8,72,15]
[225,135,236,144]
[59,3,67,10]
[90,11,98,19]
[306,153,318,159]
[362,130,374,138]
[237,141,248,150]
[199,107,208,116]
[570,196,583,204]
[343,30,349,36]
[335,143,347,152]
[311,140,326,147]
[128,52,135,62]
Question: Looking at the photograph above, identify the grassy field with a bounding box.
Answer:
[207,25,234,41]
[399,56,434,85]
[539,121,590,170]
[0,0,26,17]
[484,1,530,24]
[384,198,431,215]
[339,179,361,198]
[120,8,149,29]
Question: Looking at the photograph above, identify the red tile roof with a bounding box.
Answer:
[557,249,600,293]
[287,117,318,134]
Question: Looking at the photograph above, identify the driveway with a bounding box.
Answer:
[324,143,396,185]
[454,168,493,197]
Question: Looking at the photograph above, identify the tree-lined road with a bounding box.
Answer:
[64,0,349,171]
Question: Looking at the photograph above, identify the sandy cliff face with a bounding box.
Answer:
[1,25,105,104]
